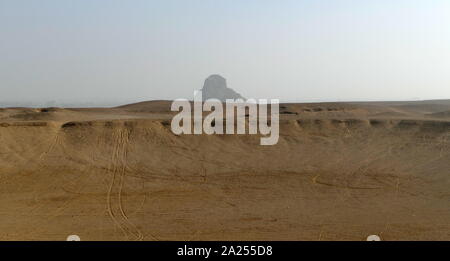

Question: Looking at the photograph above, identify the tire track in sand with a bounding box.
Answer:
[106,128,144,241]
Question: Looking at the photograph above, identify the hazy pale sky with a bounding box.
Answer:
[1,0,449,105]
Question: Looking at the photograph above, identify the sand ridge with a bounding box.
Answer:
[0,100,449,240]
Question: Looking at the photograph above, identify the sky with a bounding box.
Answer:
[0,0,449,106]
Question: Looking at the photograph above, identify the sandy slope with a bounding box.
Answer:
[0,100,449,241]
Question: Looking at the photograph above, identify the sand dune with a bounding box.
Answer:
[0,100,449,240]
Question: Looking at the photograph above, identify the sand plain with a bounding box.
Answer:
[0,100,449,240]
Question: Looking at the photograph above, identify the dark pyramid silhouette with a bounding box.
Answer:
[200,75,245,101]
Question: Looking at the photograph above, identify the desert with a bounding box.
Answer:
[0,99,448,240]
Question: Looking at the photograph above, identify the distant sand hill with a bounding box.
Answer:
[0,100,449,240]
